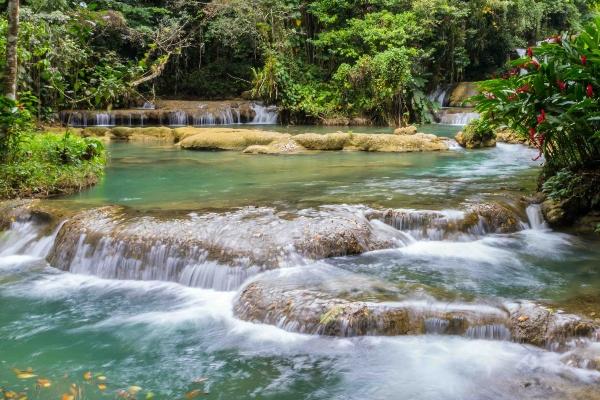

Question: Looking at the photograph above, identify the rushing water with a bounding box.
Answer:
[1,125,599,399]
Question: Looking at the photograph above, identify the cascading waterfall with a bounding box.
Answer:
[437,110,479,126]
[168,110,188,126]
[526,204,549,230]
[250,103,278,124]
[95,113,115,127]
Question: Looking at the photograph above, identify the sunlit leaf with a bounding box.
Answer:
[145,392,155,399]
[4,391,17,399]
[98,384,107,391]
[128,386,142,395]
[184,389,207,399]
[37,378,52,388]
[83,371,92,381]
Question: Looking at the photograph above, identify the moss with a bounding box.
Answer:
[455,118,496,149]
[0,132,106,200]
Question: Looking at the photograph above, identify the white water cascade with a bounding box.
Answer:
[250,103,278,124]
[437,109,479,126]
[526,204,549,230]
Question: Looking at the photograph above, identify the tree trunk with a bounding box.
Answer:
[5,0,19,100]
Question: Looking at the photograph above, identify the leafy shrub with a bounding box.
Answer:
[462,118,495,142]
[542,169,583,201]
[0,132,106,199]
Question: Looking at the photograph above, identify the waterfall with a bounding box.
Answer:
[0,220,65,259]
[526,204,549,230]
[95,113,115,127]
[250,103,278,124]
[428,86,449,106]
[168,111,188,126]
[437,110,479,126]
[193,113,216,126]
[142,101,155,109]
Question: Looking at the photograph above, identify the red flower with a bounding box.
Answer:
[527,47,533,57]
[546,35,561,44]
[508,93,517,101]
[529,59,541,69]
[529,127,536,143]
[586,84,594,98]
[537,109,546,124]
[516,84,531,94]
[581,55,587,65]
[556,80,567,91]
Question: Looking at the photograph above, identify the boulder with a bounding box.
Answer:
[178,128,283,150]
[393,125,418,135]
[448,82,479,107]
[455,130,496,149]
[242,138,306,154]
[495,128,528,145]
[293,132,351,150]
[347,133,448,152]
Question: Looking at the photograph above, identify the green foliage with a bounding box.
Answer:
[0,132,106,199]
[462,118,495,142]
[473,16,600,172]
[0,94,36,162]
[542,169,583,201]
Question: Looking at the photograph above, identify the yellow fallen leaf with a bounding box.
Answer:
[96,375,107,381]
[17,396,27,400]
[37,378,52,388]
[16,372,36,379]
[128,386,142,394]
[98,384,107,391]
[517,315,529,322]
[146,392,155,399]
[184,389,206,399]
[83,371,92,381]
[61,395,74,400]
[4,391,17,399]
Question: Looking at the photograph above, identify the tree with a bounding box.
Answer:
[4,0,19,100]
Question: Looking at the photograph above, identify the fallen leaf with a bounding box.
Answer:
[98,384,107,391]
[517,315,529,322]
[15,372,36,379]
[37,378,52,388]
[96,375,107,381]
[184,389,207,399]
[83,371,92,381]
[128,386,142,394]
[4,391,17,399]
[61,395,74,400]
[145,392,155,399]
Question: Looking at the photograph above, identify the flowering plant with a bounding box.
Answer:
[472,17,600,172]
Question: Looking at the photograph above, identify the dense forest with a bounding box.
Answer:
[0,0,596,125]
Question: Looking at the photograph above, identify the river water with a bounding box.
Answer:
[0,125,599,399]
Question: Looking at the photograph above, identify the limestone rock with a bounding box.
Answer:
[393,125,418,135]
[455,130,496,149]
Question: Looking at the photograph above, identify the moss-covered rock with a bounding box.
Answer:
[178,128,283,150]
[455,119,496,149]
[293,132,351,150]
[347,133,448,152]
[393,125,418,135]
[495,127,528,144]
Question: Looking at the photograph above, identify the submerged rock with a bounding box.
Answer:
[234,268,598,347]
[46,205,399,289]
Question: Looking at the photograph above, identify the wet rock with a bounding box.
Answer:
[346,133,448,152]
[447,82,479,107]
[495,128,528,145]
[242,138,306,154]
[292,132,351,150]
[46,205,399,288]
[108,127,175,142]
[508,302,597,348]
[178,128,283,151]
[393,125,418,135]
[366,202,523,239]
[455,130,496,149]
[234,271,598,347]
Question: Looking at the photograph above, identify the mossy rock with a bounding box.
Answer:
[81,127,112,137]
[394,125,418,135]
[292,132,351,150]
[179,128,284,150]
[455,119,496,149]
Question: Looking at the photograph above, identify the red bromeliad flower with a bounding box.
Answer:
[527,47,533,57]
[529,127,536,143]
[537,109,546,124]
[516,84,531,94]
[556,80,567,91]
[586,84,594,98]
[529,59,541,69]
[581,55,587,65]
